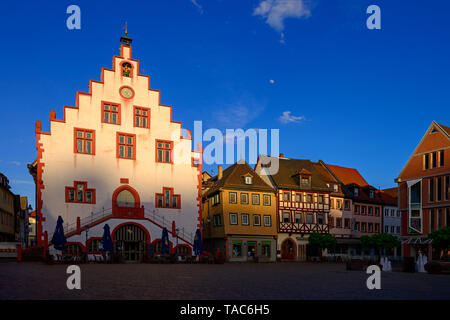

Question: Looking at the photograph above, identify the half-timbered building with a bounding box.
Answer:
[255,155,332,261]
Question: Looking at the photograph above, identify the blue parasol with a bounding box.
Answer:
[193,229,203,255]
[161,227,170,255]
[51,216,67,250]
[101,224,113,252]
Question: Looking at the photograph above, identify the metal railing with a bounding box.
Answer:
[144,208,194,244]
[62,206,195,244]
[64,207,113,236]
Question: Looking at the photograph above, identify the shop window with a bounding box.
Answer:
[262,242,271,257]
[232,241,242,257]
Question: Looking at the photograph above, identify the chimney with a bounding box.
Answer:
[279,153,284,158]
[218,165,223,180]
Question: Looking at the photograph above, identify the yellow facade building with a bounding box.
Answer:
[202,161,277,262]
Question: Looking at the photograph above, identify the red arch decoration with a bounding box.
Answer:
[112,185,141,209]
[111,222,151,245]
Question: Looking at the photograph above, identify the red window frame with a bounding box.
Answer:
[361,222,367,232]
[134,106,150,128]
[117,132,136,160]
[101,101,121,125]
[74,128,95,155]
[155,187,181,209]
[156,140,173,163]
[375,207,380,216]
[65,181,96,204]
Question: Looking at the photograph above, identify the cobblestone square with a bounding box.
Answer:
[1,261,449,300]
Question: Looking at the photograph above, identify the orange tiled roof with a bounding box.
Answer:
[325,164,368,187]
[377,190,397,206]
[382,187,398,199]
[438,123,450,136]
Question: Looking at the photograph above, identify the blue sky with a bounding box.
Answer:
[1,0,449,206]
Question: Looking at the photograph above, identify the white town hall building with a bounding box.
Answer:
[30,35,202,262]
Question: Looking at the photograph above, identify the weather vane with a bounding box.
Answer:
[120,22,132,45]
[123,21,128,36]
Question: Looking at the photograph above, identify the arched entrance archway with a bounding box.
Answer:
[112,223,149,263]
[281,238,296,260]
[112,185,144,218]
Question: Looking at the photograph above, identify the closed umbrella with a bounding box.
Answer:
[161,227,170,255]
[101,224,113,252]
[51,216,67,251]
[193,229,203,256]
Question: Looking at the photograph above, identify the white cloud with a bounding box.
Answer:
[269,79,275,84]
[190,0,203,13]
[279,111,305,124]
[213,101,264,129]
[10,161,21,166]
[253,0,311,32]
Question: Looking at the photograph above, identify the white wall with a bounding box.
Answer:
[38,45,201,245]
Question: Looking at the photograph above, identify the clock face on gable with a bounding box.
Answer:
[120,86,134,99]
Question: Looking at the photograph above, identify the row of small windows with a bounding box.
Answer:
[282,192,328,204]
[212,213,272,227]
[330,218,381,233]
[74,128,173,162]
[428,175,450,202]
[384,208,401,217]
[282,212,325,224]
[331,199,351,210]
[102,103,150,129]
[384,225,401,234]
[354,205,380,216]
[423,150,445,170]
[211,192,272,206]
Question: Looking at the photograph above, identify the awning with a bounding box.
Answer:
[400,237,432,245]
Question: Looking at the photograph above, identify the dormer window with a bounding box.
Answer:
[354,187,359,197]
[301,177,310,185]
[333,184,338,192]
[245,176,252,184]
[369,190,374,198]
